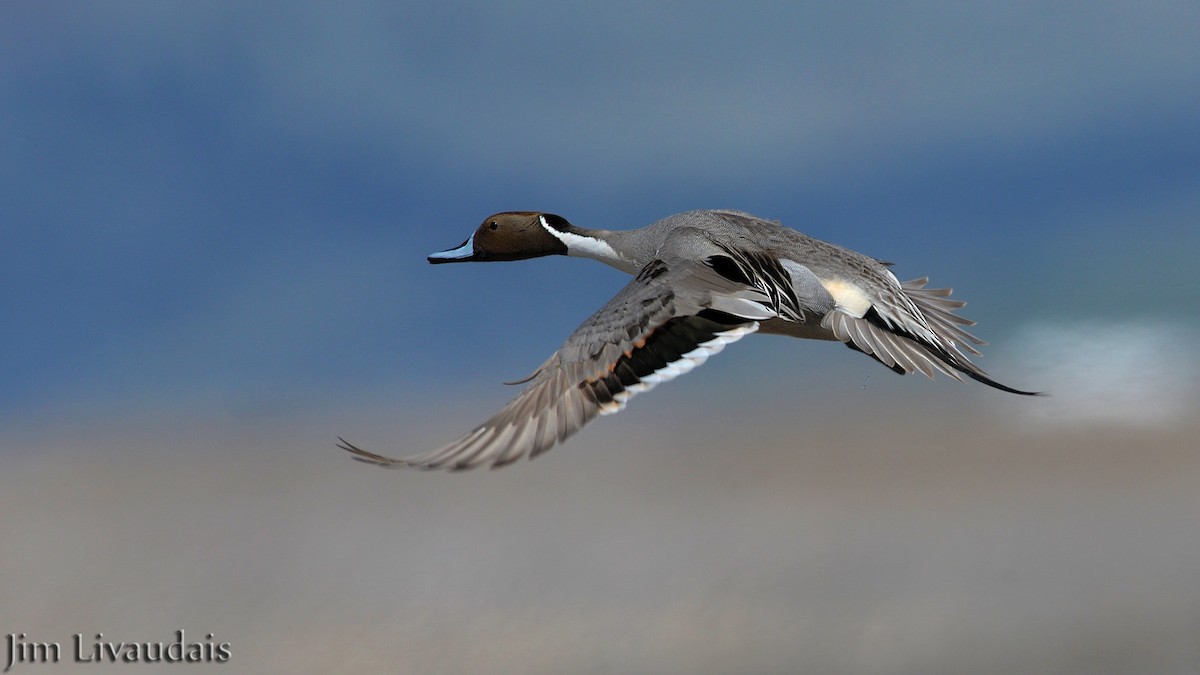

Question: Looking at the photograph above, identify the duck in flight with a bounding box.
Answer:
[339,209,1038,471]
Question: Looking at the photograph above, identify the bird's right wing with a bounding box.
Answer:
[339,258,775,471]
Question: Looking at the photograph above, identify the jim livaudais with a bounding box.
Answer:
[5,630,230,670]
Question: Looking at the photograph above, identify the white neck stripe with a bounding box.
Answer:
[539,215,624,266]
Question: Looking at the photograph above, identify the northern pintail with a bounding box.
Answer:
[340,209,1037,471]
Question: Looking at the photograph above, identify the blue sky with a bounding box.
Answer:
[3,2,1199,430]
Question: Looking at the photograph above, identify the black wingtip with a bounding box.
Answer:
[337,436,409,468]
[961,372,1044,397]
[856,308,1043,396]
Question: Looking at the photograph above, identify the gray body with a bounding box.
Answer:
[341,209,1037,471]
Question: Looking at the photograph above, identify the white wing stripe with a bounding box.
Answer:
[602,323,759,415]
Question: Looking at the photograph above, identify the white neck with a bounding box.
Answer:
[539,215,638,273]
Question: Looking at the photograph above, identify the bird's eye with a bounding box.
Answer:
[488,221,499,231]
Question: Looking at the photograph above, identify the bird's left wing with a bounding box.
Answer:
[339,258,774,471]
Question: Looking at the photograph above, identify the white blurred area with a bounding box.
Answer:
[999,319,1200,428]
[3,380,1198,674]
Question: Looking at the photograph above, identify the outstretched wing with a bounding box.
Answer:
[340,258,775,471]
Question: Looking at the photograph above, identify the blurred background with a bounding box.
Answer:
[3,2,1199,673]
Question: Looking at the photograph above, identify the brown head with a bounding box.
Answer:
[428,212,572,264]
